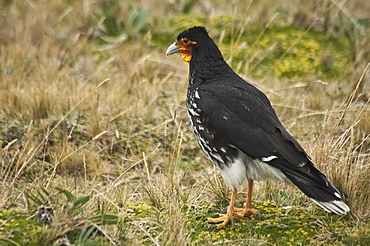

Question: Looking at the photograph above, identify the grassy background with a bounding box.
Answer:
[0,0,369,245]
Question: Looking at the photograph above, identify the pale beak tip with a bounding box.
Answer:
[166,42,179,56]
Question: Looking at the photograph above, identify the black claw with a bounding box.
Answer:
[244,214,251,219]
[211,221,223,225]
[244,209,261,220]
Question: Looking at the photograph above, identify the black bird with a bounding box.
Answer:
[166,26,349,228]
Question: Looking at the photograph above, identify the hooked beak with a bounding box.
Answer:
[166,42,180,56]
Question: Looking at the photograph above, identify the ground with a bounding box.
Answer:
[0,0,369,245]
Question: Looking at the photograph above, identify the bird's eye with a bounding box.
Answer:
[183,38,189,44]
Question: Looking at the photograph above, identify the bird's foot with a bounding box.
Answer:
[207,213,232,229]
[207,207,260,229]
[233,207,261,219]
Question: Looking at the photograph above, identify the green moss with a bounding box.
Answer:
[183,201,356,245]
[0,209,40,245]
[4,202,366,245]
[117,195,368,245]
[219,25,353,79]
[252,26,352,78]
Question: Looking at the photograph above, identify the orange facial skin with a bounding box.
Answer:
[175,38,197,62]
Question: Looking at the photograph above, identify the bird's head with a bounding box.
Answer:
[166,26,213,62]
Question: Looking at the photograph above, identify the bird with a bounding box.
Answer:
[166,26,350,229]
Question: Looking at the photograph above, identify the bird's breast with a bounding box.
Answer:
[186,88,236,168]
[187,89,215,162]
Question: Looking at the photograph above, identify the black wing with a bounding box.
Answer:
[196,78,347,203]
[197,79,308,164]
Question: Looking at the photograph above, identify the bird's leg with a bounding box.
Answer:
[234,180,260,218]
[207,188,238,229]
[208,182,260,228]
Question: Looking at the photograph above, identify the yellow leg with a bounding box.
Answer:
[234,180,259,218]
[207,188,238,229]
[208,181,259,229]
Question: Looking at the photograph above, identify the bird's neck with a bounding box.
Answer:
[188,53,231,87]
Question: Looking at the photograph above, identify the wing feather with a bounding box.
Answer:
[197,80,308,166]
[196,79,348,202]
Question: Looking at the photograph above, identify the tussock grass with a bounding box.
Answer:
[0,0,369,245]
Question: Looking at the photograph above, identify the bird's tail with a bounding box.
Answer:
[281,165,350,215]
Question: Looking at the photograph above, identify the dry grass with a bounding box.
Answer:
[0,0,369,245]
